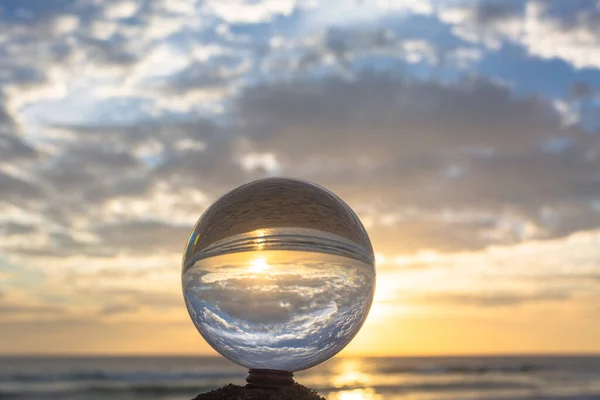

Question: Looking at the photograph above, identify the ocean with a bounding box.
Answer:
[0,356,599,400]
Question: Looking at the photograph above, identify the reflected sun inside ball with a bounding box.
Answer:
[248,256,270,273]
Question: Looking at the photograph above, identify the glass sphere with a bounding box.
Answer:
[182,178,375,372]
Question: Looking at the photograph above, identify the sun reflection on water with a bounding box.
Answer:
[329,388,381,400]
[329,360,380,399]
[333,359,371,387]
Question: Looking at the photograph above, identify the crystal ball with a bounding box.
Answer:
[182,178,375,372]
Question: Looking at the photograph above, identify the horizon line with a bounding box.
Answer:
[2,352,599,358]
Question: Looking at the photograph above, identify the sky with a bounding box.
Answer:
[0,0,600,357]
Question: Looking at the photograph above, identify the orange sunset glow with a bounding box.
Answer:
[1,1,600,399]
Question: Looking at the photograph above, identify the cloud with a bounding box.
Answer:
[1,0,599,263]
[95,220,191,253]
[233,71,600,250]
[100,303,139,316]
[534,273,600,284]
[439,0,600,70]
[366,215,496,254]
[471,0,524,24]
[3,67,596,260]
[0,0,599,356]
[205,0,297,24]
[521,1,600,70]
[104,1,139,20]
[570,81,593,99]
[0,117,255,260]
[236,73,569,160]
[53,14,80,35]
[41,141,144,201]
[372,229,600,313]
[0,303,68,316]
[0,103,37,162]
[0,287,72,322]
[0,0,221,122]
[0,172,42,202]
[422,289,571,307]
[0,222,37,236]
[305,0,433,29]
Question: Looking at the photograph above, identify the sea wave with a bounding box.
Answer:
[375,362,550,375]
[1,356,598,399]
[2,381,599,400]
[0,383,214,398]
[320,379,536,393]
[0,370,240,384]
[0,362,549,385]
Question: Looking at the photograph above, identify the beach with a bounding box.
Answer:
[1,355,599,400]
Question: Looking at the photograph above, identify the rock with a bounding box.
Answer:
[192,383,326,400]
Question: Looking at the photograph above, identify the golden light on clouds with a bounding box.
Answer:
[1,0,600,359]
[1,227,599,356]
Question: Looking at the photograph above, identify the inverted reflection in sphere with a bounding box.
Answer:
[182,178,375,372]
